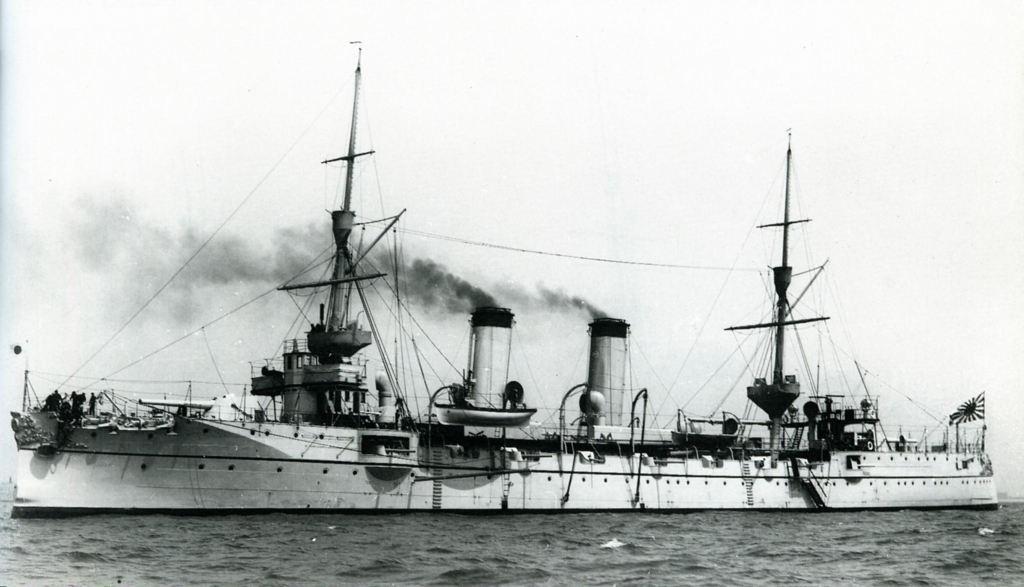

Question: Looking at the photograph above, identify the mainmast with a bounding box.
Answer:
[773,140,793,386]
[726,135,827,465]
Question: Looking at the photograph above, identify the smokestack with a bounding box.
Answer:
[467,307,514,409]
[587,318,629,427]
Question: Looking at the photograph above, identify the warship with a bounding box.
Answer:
[10,56,996,517]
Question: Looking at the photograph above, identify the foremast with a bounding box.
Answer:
[254,51,405,427]
[310,49,377,361]
[727,136,827,465]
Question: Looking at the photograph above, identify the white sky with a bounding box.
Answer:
[2,1,1022,492]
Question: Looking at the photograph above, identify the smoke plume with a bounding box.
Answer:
[402,258,498,314]
[69,195,608,325]
[367,249,607,319]
[536,286,607,319]
[70,195,328,323]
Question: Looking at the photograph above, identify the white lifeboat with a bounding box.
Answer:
[433,404,536,427]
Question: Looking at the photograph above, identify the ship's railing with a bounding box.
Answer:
[251,358,284,378]
[284,339,309,353]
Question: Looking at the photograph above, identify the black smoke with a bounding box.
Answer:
[68,194,608,325]
[367,249,606,319]
[70,195,328,323]
[536,286,607,319]
[402,258,498,314]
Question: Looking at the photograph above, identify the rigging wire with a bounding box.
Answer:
[653,161,785,419]
[87,287,281,389]
[362,277,449,395]
[27,371,248,388]
[629,333,669,396]
[397,228,762,273]
[59,83,351,392]
[201,328,231,396]
[678,344,745,413]
[77,239,337,391]
[396,232,430,414]
[360,255,462,376]
[512,327,541,409]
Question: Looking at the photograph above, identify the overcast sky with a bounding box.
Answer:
[2,1,1022,492]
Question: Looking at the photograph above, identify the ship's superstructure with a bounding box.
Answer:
[9,58,996,517]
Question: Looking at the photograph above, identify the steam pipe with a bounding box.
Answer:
[558,383,589,454]
[630,388,649,506]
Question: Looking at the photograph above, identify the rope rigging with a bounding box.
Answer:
[398,227,762,273]
[59,83,351,391]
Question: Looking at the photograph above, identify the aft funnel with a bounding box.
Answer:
[587,318,629,427]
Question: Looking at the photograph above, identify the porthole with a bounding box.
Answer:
[250,430,256,436]
[91,432,97,438]
[352,470,358,476]
[547,476,552,481]
[229,465,235,471]
[319,434,324,439]
[141,464,147,471]
[582,477,586,482]
[198,463,205,470]
[645,480,649,485]
[148,433,154,439]
[323,468,328,474]
[277,466,283,473]
[203,428,209,434]
[265,431,270,437]
[294,433,299,438]
[604,478,608,483]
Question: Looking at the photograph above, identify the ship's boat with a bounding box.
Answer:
[432,406,535,427]
[8,53,997,517]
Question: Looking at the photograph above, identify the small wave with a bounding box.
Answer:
[347,556,408,578]
[65,550,109,563]
[429,566,503,585]
[978,527,995,536]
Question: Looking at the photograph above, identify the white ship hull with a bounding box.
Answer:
[12,415,997,517]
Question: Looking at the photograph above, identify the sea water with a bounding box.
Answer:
[1,502,1021,586]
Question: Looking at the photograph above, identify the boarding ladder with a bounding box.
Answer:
[789,426,804,449]
[741,460,755,506]
[791,458,827,509]
[431,447,444,509]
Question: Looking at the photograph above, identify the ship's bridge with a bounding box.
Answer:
[250,338,367,397]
